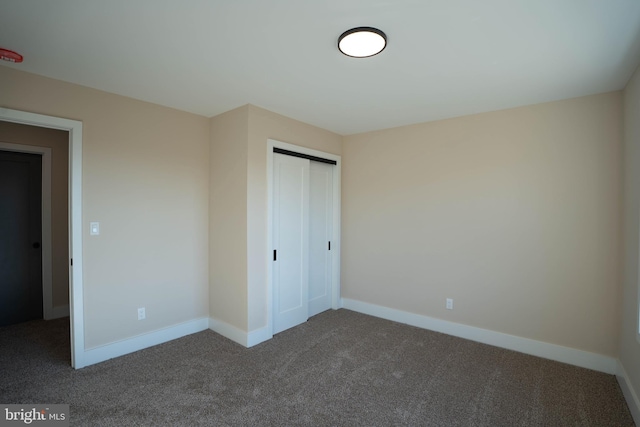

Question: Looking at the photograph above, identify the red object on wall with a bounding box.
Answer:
[0,48,23,63]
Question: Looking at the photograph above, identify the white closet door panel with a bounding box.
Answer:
[272,153,309,334]
[308,161,333,317]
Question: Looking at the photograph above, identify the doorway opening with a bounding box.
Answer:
[0,138,63,323]
[0,108,84,368]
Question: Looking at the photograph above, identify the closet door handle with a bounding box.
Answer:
[273,250,277,261]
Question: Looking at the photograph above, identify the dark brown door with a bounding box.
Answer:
[0,150,42,326]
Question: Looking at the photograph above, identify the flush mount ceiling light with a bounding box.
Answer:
[338,27,387,58]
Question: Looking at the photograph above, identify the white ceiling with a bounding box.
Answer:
[2,0,640,135]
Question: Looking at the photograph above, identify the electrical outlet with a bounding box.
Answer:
[138,307,146,320]
[446,298,454,310]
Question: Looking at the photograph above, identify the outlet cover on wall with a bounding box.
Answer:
[137,307,145,320]
[446,298,454,310]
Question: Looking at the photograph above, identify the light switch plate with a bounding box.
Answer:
[90,222,100,235]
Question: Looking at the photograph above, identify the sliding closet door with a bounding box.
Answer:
[272,153,310,334]
[308,161,333,317]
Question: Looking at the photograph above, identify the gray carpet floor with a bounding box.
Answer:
[0,309,634,426]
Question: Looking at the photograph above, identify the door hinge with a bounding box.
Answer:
[273,249,277,261]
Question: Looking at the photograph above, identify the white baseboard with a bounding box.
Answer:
[247,325,271,347]
[48,305,69,320]
[617,361,640,424]
[208,317,247,346]
[82,317,209,367]
[208,317,273,348]
[341,298,617,374]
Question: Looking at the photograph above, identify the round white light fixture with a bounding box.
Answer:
[338,27,387,58]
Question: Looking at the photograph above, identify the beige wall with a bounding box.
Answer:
[0,63,628,368]
[208,104,341,333]
[210,105,342,332]
[246,105,342,331]
[342,92,622,356]
[0,121,69,308]
[0,66,210,349]
[621,66,640,395]
[209,106,249,330]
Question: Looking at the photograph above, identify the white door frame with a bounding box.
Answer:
[0,142,57,320]
[266,139,341,337]
[0,108,84,369]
